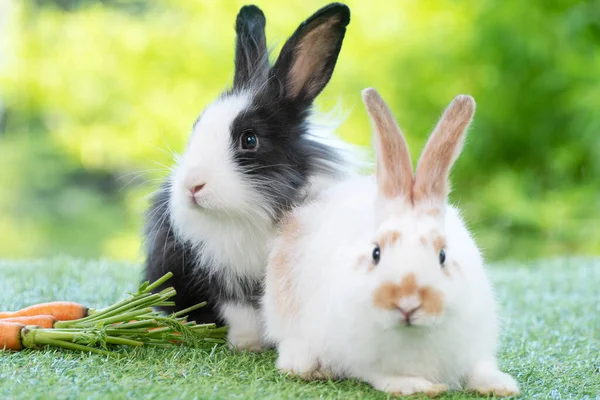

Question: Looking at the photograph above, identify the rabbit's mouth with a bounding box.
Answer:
[396,304,422,327]
[188,193,204,208]
[400,317,418,328]
[187,191,216,212]
[396,318,427,329]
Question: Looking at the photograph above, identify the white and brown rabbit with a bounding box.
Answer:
[144,3,361,351]
[263,88,520,397]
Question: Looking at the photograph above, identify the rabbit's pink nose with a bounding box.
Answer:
[190,183,205,195]
[397,305,421,323]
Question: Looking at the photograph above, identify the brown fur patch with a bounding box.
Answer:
[397,273,418,297]
[362,88,414,200]
[433,236,446,251]
[420,287,444,315]
[378,230,402,250]
[280,214,301,242]
[373,273,419,310]
[268,245,298,315]
[270,250,297,316]
[372,282,399,310]
[373,273,444,316]
[425,208,440,217]
[413,95,475,203]
[270,215,304,317]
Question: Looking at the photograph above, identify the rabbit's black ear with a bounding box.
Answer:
[233,5,269,90]
[271,3,350,106]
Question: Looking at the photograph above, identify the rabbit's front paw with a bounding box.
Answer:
[467,362,520,397]
[227,329,263,352]
[223,303,264,352]
[277,338,320,380]
[369,375,447,397]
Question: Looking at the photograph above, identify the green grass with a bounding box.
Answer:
[0,258,598,399]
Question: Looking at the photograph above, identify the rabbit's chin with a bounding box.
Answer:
[376,313,444,330]
[167,178,275,284]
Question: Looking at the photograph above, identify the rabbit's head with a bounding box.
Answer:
[170,4,351,238]
[356,88,476,329]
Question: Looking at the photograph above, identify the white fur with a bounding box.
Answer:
[220,302,263,351]
[170,93,272,290]
[263,177,519,395]
[264,90,518,395]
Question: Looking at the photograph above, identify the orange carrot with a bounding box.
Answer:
[2,315,57,329]
[0,301,88,321]
[0,321,24,350]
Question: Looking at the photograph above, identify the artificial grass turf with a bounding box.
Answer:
[0,258,598,399]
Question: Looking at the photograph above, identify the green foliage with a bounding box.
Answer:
[1,0,599,260]
[1,258,599,398]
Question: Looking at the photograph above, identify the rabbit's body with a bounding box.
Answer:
[263,89,519,396]
[265,179,497,388]
[144,3,359,351]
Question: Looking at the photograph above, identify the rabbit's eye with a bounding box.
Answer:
[439,249,446,266]
[241,130,258,150]
[372,245,381,265]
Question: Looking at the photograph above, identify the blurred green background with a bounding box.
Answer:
[0,0,598,262]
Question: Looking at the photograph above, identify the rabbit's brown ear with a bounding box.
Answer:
[362,88,413,200]
[233,5,269,90]
[413,95,475,204]
[270,3,350,106]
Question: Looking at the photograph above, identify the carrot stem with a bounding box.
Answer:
[80,294,162,322]
[64,293,154,325]
[66,287,173,326]
[190,323,217,329]
[105,328,152,335]
[145,326,172,335]
[22,328,83,345]
[104,336,144,347]
[73,288,176,326]
[35,337,116,357]
[55,308,154,329]
[143,342,173,348]
[84,309,155,327]
[112,320,156,329]
[155,301,176,307]
[144,272,174,293]
[170,302,208,318]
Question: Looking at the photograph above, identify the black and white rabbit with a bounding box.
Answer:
[143,3,359,350]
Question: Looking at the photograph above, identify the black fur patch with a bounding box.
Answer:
[233,5,269,90]
[229,91,344,219]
